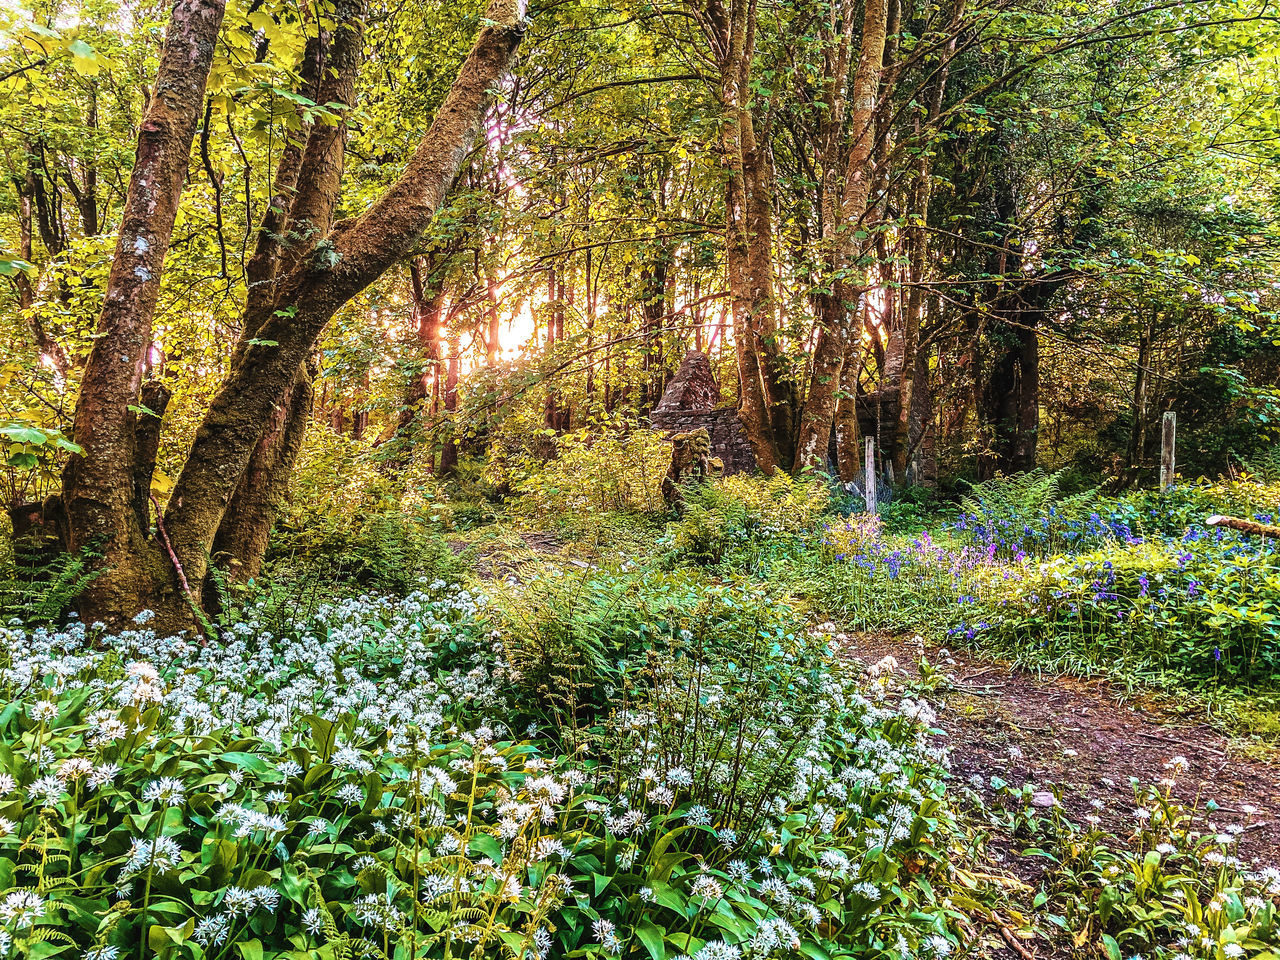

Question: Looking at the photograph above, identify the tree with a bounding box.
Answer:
[60,0,529,631]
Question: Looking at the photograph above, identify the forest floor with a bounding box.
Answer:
[452,526,1280,862]
[843,633,1280,959]
[843,632,1280,861]
[452,523,1280,957]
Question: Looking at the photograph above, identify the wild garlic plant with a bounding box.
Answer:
[982,759,1279,960]
[0,580,966,960]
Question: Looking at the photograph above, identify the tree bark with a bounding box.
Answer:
[204,2,361,592]
[438,331,462,476]
[155,0,528,629]
[713,0,786,473]
[60,0,228,623]
[793,0,888,471]
[205,360,314,595]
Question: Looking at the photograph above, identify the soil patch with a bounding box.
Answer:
[842,632,1280,863]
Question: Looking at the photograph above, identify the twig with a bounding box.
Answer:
[150,495,206,644]
[1133,730,1225,757]
[999,926,1037,960]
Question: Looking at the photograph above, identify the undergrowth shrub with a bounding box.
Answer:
[265,425,460,595]
[267,509,459,597]
[0,578,966,960]
[952,473,1280,559]
[969,767,1280,960]
[0,548,97,625]
[492,427,670,517]
[800,476,1280,686]
[488,565,645,725]
[664,473,830,567]
[949,533,1280,684]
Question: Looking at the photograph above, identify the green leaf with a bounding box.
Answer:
[67,38,99,75]
[0,425,48,444]
[636,918,666,960]
[470,832,503,863]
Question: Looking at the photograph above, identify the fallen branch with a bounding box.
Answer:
[1000,925,1037,960]
[1206,515,1280,538]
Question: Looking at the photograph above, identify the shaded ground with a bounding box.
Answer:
[843,631,1280,862]
[841,632,1280,960]
[449,530,566,580]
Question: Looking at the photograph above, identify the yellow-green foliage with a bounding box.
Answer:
[716,471,831,533]
[666,472,831,565]
[283,424,387,529]
[820,512,884,559]
[269,425,456,592]
[504,429,671,515]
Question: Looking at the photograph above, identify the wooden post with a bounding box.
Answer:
[865,437,878,515]
[1160,411,1176,489]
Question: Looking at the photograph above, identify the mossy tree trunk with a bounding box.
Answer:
[61,0,528,632]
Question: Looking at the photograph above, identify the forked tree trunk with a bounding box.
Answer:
[156,0,526,630]
[205,362,314,597]
[62,0,528,631]
[203,2,361,593]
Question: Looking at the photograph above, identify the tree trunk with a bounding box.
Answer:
[60,0,228,624]
[1126,310,1153,472]
[716,0,786,473]
[202,0,362,594]
[385,254,447,448]
[834,341,863,482]
[792,0,888,471]
[204,362,314,596]
[438,332,462,476]
[13,165,72,379]
[980,315,1039,476]
[905,345,936,485]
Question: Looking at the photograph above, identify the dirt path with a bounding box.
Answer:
[842,632,1280,864]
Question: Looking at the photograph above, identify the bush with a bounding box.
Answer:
[802,477,1280,686]
[949,532,1280,684]
[971,772,1280,960]
[495,427,671,517]
[266,424,461,596]
[950,474,1280,560]
[267,510,460,597]
[664,473,830,568]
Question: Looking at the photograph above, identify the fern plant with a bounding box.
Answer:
[1243,443,1280,482]
[956,469,1099,558]
[0,546,98,625]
